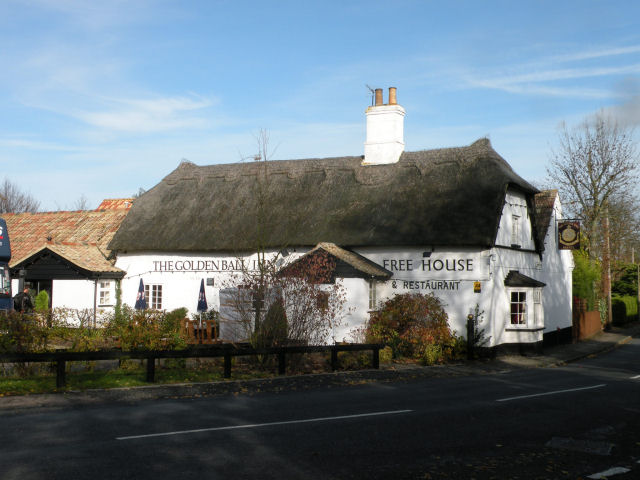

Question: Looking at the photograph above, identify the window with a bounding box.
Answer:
[510,291,527,325]
[98,280,112,306]
[511,215,520,246]
[368,280,377,310]
[0,265,9,296]
[316,291,329,311]
[145,284,163,310]
[533,289,542,326]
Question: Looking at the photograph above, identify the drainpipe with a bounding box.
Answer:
[93,279,98,329]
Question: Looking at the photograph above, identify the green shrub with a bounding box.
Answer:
[104,306,188,350]
[379,346,393,364]
[573,250,600,310]
[0,310,48,353]
[34,291,50,312]
[365,293,457,362]
[612,264,638,297]
[422,344,443,365]
[611,295,638,326]
[252,299,287,348]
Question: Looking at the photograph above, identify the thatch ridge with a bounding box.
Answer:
[109,138,539,253]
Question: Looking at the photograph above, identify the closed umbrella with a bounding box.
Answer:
[134,279,147,310]
[196,279,208,342]
[197,279,208,312]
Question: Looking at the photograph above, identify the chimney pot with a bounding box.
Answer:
[374,88,383,106]
[389,87,397,105]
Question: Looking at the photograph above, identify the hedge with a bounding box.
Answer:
[611,295,638,326]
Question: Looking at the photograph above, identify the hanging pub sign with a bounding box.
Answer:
[558,220,580,250]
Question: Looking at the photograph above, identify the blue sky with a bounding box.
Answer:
[1,0,639,211]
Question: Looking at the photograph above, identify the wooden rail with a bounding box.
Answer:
[0,343,383,388]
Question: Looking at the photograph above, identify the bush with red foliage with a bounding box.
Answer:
[365,293,458,362]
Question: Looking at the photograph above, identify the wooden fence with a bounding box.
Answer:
[182,319,219,344]
[0,343,383,389]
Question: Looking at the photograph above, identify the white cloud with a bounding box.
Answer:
[11,0,158,31]
[482,64,640,86]
[459,42,640,99]
[549,45,640,63]
[76,95,216,133]
[0,137,82,151]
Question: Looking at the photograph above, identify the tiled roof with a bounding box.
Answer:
[14,243,123,274]
[281,242,392,280]
[0,207,130,272]
[97,198,134,211]
[313,242,392,279]
[504,270,546,287]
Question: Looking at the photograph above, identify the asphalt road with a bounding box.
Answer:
[2,338,640,480]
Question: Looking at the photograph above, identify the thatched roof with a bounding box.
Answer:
[534,190,558,245]
[109,138,539,253]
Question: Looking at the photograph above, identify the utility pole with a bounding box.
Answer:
[602,209,612,330]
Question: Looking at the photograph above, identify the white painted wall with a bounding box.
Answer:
[52,279,96,310]
[115,250,308,316]
[495,189,536,250]
[363,104,405,165]
[111,190,573,348]
[537,197,574,332]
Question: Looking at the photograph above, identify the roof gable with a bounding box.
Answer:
[534,190,558,245]
[11,244,124,280]
[504,270,546,288]
[280,243,392,281]
[1,207,130,270]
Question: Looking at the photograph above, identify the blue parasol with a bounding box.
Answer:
[197,279,208,312]
[134,278,147,310]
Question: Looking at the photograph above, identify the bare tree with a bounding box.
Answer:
[73,194,91,211]
[219,130,346,347]
[547,111,639,252]
[606,193,640,264]
[0,178,40,213]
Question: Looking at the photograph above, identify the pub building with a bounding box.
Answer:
[109,88,574,353]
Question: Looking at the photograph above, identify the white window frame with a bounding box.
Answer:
[508,290,528,326]
[98,280,113,307]
[533,288,543,327]
[145,283,163,310]
[511,215,520,246]
[507,288,544,328]
[368,280,377,310]
[0,265,10,296]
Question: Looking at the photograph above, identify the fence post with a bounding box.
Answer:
[56,359,66,389]
[278,351,286,375]
[466,314,475,360]
[331,347,338,371]
[224,352,232,378]
[372,346,380,369]
[146,356,155,382]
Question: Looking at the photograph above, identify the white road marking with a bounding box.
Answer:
[496,384,606,402]
[630,374,640,379]
[587,466,631,479]
[116,409,413,441]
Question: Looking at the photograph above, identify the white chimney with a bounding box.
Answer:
[363,87,405,165]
